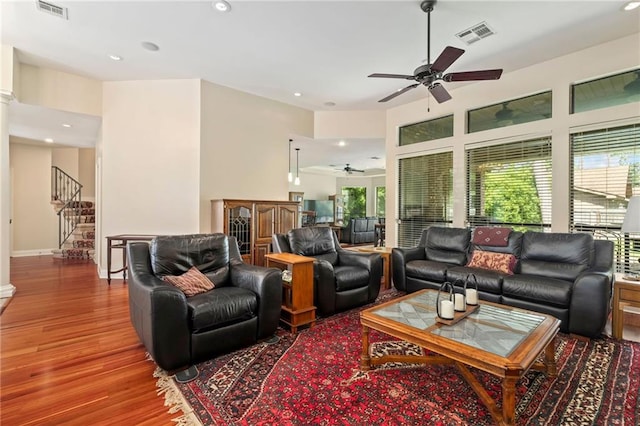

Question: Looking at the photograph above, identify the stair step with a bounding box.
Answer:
[53,248,95,260]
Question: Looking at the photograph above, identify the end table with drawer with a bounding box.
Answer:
[612,274,640,339]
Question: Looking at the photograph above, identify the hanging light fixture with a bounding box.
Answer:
[287,139,293,182]
[294,148,301,186]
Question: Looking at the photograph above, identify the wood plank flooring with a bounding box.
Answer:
[1,256,174,425]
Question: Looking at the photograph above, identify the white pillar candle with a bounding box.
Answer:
[440,300,454,319]
[466,289,478,305]
[454,293,465,311]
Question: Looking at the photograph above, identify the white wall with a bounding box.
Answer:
[199,80,314,232]
[314,110,385,139]
[9,141,57,255]
[291,172,338,200]
[385,33,640,247]
[99,79,201,274]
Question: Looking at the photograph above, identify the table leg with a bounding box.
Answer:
[122,242,127,281]
[107,238,112,285]
[612,287,623,339]
[360,325,371,371]
[502,375,518,426]
[544,337,557,377]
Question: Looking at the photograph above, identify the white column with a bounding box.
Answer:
[0,89,16,298]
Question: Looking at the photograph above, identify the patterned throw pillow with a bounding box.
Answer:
[466,250,516,275]
[162,266,215,297]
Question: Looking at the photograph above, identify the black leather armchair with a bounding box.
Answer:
[272,227,383,316]
[127,233,282,379]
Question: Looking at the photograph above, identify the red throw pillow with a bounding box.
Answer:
[162,266,215,296]
[467,250,516,275]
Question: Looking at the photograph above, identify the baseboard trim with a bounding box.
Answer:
[11,249,55,257]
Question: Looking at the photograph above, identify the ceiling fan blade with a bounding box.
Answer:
[428,83,452,103]
[368,73,416,80]
[443,69,503,82]
[378,83,419,103]
[430,46,465,73]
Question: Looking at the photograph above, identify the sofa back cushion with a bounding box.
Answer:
[420,226,471,266]
[151,233,230,286]
[288,227,339,265]
[519,232,594,281]
[353,219,368,232]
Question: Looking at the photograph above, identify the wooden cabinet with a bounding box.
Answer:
[265,253,316,333]
[211,199,300,266]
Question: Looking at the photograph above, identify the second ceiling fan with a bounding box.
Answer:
[368,0,503,104]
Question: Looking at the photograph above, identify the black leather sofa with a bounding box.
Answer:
[340,217,378,245]
[272,226,382,316]
[392,226,615,338]
[127,233,282,379]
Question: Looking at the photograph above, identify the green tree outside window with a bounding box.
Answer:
[342,186,366,222]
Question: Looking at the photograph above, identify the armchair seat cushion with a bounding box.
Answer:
[187,287,257,332]
[335,265,370,291]
[502,274,572,308]
[406,260,448,282]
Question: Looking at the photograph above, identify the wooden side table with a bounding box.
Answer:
[348,246,393,290]
[106,234,155,284]
[265,253,316,333]
[612,274,640,339]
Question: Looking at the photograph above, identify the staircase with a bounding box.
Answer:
[51,201,95,260]
[49,166,95,261]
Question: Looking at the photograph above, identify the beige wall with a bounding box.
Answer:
[9,141,58,255]
[385,33,640,246]
[18,64,102,116]
[290,172,337,201]
[314,110,385,139]
[52,147,79,179]
[99,79,202,273]
[1,45,16,96]
[199,80,314,232]
[78,148,95,198]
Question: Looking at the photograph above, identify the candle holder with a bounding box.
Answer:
[435,281,455,320]
[465,273,479,306]
[452,279,467,312]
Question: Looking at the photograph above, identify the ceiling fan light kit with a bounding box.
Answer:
[368,0,503,104]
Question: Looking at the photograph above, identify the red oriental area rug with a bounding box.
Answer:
[155,294,640,425]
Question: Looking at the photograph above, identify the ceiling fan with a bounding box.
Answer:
[368,0,503,104]
[341,164,365,174]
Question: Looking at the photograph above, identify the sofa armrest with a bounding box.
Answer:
[127,242,191,372]
[314,259,337,315]
[568,271,612,338]
[230,263,282,339]
[391,247,426,292]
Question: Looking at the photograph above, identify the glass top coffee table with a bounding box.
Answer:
[360,289,560,426]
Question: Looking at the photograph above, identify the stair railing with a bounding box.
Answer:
[51,166,83,248]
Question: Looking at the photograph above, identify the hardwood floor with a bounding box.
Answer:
[1,256,174,425]
[2,256,639,426]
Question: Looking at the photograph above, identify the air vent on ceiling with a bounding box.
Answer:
[36,0,68,19]
[456,22,494,45]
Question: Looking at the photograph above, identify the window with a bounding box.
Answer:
[341,186,366,223]
[570,123,640,274]
[467,92,552,133]
[375,186,386,217]
[399,115,454,146]
[466,137,552,231]
[572,68,640,114]
[398,151,453,247]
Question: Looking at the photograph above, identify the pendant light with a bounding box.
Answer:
[287,139,293,182]
[294,148,301,186]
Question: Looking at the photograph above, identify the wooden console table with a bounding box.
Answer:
[106,234,155,284]
[612,274,640,339]
[265,253,316,333]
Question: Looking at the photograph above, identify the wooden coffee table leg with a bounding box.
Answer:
[544,336,557,377]
[502,374,518,426]
[360,325,371,371]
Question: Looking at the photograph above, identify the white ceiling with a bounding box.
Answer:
[2,0,639,172]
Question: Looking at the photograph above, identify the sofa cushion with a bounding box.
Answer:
[162,266,215,297]
[334,265,370,291]
[187,286,257,331]
[467,250,516,275]
[406,259,448,282]
[446,266,504,295]
[423,227,471,265]
[520,232,593,281]
[502,274,573,308]
[473,231,524,259]
[472,227,512,247]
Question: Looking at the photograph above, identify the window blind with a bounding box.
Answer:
[398,151,453,248]
[570,123,640,273]
[466,137,552,231]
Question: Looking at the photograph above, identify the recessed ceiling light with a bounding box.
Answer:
[44,138,54,143]
[294,92,302,97]
[109,54,123,61]
[213,0,231,12]
[62,123,72,128]
[624,1,640,11]
[338,140,346,147]
[141,41,160,52]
